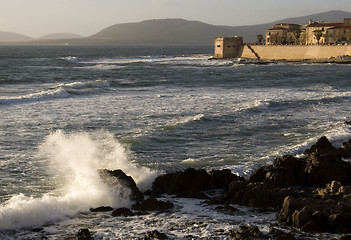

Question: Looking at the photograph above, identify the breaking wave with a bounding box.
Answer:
[0,130,157,230]
[0,80,109,106]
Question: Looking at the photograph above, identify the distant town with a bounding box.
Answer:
[214,18,351,61]
[264,18,351,45]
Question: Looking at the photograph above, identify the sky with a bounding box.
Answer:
[1,0,351,38]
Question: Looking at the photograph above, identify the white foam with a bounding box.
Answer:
[0,88,70,105]
[0,130,158,230]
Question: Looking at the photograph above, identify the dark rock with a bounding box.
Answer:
[277,181,351,233]
[340,235,351,240]
[140,230,168,239]
[214,180,296,208]
[215,203,238,214]
[303,152,351,186]
[90,206,113,212]
[112,207,134,217]
[303,136,337,156]
[274,233,296,240]
[339,139,351,158]
[228,225,264,239]
[99,169,144,202]
[31,228,44,232]
[133,197,174,211]
[76,228,92,240]
[151,168,243,197]
[269,227,296,240]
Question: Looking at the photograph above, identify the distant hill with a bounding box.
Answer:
[86,10,351,45]
[38,33,83,40]
[1,10,350,45]
[87,18,234,45]
[0,31,32,42]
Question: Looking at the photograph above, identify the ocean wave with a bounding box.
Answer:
[0,88,70,105]
[234,100,270,112]
[0,80,110,106]
[161,114,205,130]
[59,56,80,63]
[0,130,158,230]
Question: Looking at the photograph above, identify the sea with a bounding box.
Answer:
[0,45,350,239]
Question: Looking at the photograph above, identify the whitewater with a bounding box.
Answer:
[0,45,350,239]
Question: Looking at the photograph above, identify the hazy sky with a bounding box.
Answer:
[1,0,351,37]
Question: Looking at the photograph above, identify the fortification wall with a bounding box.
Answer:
[241,45,351,60]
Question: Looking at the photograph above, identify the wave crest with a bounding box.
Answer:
[0,130,157,230]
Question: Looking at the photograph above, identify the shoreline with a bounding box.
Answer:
[50,135,351,239]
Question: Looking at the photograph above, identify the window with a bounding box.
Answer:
[217,45,221,47]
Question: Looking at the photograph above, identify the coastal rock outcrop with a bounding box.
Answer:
[277,181,351,233]
[211,136,351,234]
[99,169,144,202]
[151,168,244,198]
[133,197,174,211]
[140,230,168,239]
[95,136,351,235]
[76,228,92,240]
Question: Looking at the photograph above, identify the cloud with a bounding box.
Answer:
[150,0,175,7]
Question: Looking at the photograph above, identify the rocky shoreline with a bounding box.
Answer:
[72,136,351,239]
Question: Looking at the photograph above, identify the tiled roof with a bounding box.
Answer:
[307,22,343,27]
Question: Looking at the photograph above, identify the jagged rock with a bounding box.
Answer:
[213,180,295,208]
[99,169,144,202]
[269,227,296,240]
[303,136,337,156]
[151,168,243,197]
[248,139,351,189]
[277,181,351,233]
[140,230,168,239]
[340,139,351,158]
[304,152,351,186]
[112,207,134,217]
[228,225,264,239]
[76,228,92,240]
[90,206,113,212]
[133,197,174,211]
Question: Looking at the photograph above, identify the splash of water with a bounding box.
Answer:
[0,130,157,230]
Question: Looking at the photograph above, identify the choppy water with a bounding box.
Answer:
[0,45,350,239]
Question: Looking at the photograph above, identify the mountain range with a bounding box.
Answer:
[1,10,350,45]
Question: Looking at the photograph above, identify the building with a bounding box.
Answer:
[305,21,344,45]
[265,23,301,45]
[214,37,243,58]
[265,18,351,45]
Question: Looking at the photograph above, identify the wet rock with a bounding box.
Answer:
[140,230,168,239]
[228,225,264,239]
[133,197,174,211]
[112,207,134,217]
[99,169,144,202]
[213,180,296,208]
[277,181,351,233]
[76,228,92,240]
[247,137,351,189]
[151,168,243,197]
[303,136,337,156]
[303,152,351,186]
[339,138,351,158]
[90,206,113,212]
[269,227,296,240]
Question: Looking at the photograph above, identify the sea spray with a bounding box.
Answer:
[0,130,157,230]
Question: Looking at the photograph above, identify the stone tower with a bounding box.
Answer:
[214,37,244,59]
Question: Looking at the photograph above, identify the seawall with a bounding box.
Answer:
[241,45,351,61]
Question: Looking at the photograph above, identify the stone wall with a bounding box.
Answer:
[241,45,351,60]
